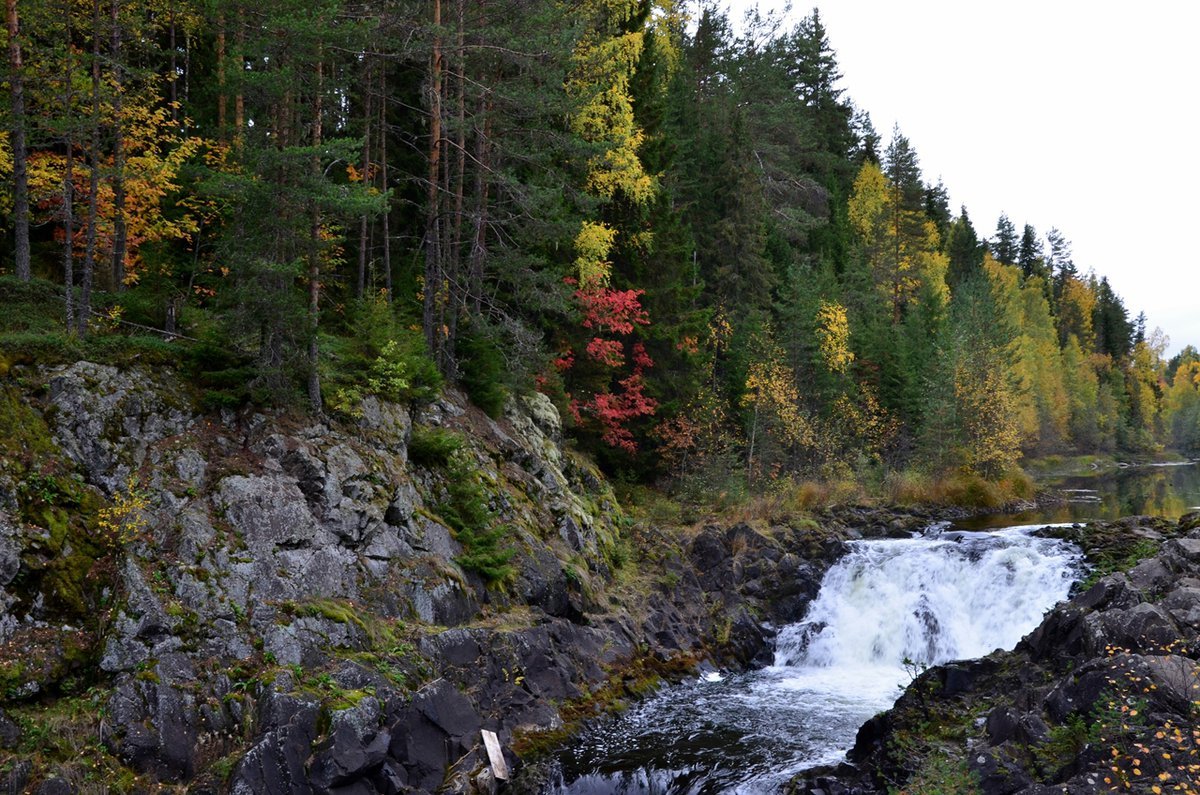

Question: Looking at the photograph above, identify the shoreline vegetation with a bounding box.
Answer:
[5,272,1194,529]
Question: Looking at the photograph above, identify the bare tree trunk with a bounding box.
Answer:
[216,13,226,137]
[168,0,177,124]
[183,31,191,108]
[355,59,372,301]
[6,0,30,281]
[422,0,444,362]
[234,11,244,141]
[379,67,392,303]
[468,90,490,313]
[307,59,324,414]
[62,20,76,330]
[444,0,466,358]
[81,0,102,336]
[63,142,76,327]
[110,0,127,289]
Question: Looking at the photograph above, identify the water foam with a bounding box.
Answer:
[776,526,1081,673]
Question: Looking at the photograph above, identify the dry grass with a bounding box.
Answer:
[886,467,1035,508]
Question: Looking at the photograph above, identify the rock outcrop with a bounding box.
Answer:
[0,361,863,793]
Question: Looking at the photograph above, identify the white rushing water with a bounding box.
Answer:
[777,523,1082,677]
[550,524,1083,794]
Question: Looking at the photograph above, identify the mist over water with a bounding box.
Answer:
[545,526,1083,794]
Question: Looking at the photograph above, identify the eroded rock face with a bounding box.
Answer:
[46,362,194,494]
[790,517,1200,795]
[4,364,843,794]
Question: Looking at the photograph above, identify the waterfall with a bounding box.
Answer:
[775,525,1083,672]
[545,524,1084,794]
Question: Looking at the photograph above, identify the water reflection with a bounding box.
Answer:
[956,461,1200,531]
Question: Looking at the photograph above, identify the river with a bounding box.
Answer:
[540,462,1200,795]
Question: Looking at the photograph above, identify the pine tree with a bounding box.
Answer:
[1093,276,1133,359]
[1046,226,1076,302]
[923,178,951,246]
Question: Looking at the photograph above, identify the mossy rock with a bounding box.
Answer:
[0,385,57,462]
[0,626,97,703]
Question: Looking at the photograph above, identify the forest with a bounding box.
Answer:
[2,0,1199,506]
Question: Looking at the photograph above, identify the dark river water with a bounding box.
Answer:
[539,461,1200,795]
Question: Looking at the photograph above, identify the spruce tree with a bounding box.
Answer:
[1093,276,1133,359]
[992,213,1017,266]
[945,206,985,289]
[1046,227,1076,302]
[1018,223,1043,281]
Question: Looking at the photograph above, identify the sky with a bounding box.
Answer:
[724,0,1200,355]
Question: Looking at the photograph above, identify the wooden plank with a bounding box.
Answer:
[481,729,509,781]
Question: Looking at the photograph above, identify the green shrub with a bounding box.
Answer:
[185,335,257,409]
[439,450,515,585]
[408,426,464,467]
[322,297,441,414]
[457,329,508,418]
[891,754,980,795]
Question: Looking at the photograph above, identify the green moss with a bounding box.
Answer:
[1033,713,1093,777]
[511,650,700,759]
[0,384,56,459]
[1042,523,1167,588]
[281,598,408,651]
[209,752,241,782]
[0,660,26,699]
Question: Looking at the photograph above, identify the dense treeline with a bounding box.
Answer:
[2,0,1198,499]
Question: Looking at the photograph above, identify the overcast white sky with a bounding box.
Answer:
[725,0,1200,355]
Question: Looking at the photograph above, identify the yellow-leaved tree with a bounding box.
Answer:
[742,326,816,482]
[566,0,654,288]
[848,160,946,324]
[983,257,1069,451]
[815,300,854,375]
[1164,356,1200,452]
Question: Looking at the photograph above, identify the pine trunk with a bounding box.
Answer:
[168,0,177,123]
[307,59,324,414]
[422,0,444,363]
[468,88,491,312]
[379,67,392,302]
[81,0,103,336]
[356,59,373,301]
[6,0,30,281]
[110,0,127,290]
[216,13,226,136]
[62,32,76,334]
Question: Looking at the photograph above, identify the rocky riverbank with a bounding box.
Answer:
[0,360,944,793]
[791,512,1200,795]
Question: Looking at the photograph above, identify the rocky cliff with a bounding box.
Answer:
[0,361,904,793]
